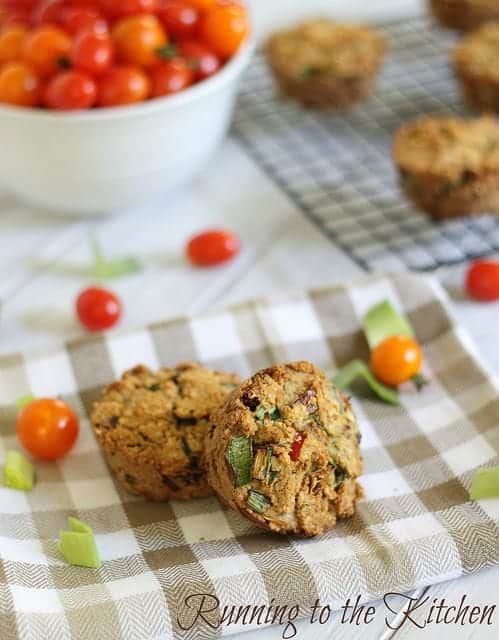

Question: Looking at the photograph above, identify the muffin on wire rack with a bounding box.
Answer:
[394,115,499,219]
[429,0,499,31]
[453,22,499,112]
[265,19,387,109]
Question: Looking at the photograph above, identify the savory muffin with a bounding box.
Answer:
[265,19,388,109]
[394,115,499,219]
[429,0,499,31]
[205,361,363,537]
[91,363,239,500]
[453,22,499,112]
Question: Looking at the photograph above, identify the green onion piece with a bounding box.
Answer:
[333,359,399,405]
[16,395,35,410]
[363,300,414,350]
[226,436,253,487]
[90,235,142,280]
[247,490,271,514]
[59,518,101,569]
[3,450,35,491]
[470,466,499,500]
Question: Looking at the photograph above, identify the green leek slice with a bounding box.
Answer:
[16,395,35,410]
[247,490,271,514]
[90,236,141,280]
[333,359,399,405]
[470,466,499,500]
[59,517,101,569]
[363,300,414,350]
[226,436,252,487]
[3,450,35,491]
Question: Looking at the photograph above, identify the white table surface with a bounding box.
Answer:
[1,136,498,640]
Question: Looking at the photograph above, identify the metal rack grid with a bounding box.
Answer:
[232,17,499,272]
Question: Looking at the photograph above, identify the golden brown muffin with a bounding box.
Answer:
[91,363,239,500]
[454,22,499,111]
[205,361,363,537]
[394,115,499,219]
[265,19,387,109]
[430,0,499,31]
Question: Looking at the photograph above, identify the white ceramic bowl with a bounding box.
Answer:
[0,39,254,216]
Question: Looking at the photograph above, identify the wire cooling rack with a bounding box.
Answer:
[232,17,499,272]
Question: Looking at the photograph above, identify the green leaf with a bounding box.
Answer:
[3,450,35,491]
[90,235,142,280]
[363,300,414,350]
[333,359,399,405]
[247,490,271,514]
[226,436,253,487]
[156,44,177,59]
[59,517,101,569]
[16,395,36,410]
[470,466,499,500]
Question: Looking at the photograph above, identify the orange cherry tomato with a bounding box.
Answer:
[150,58,194,97]
[22,26,71,77]
[70,30,114,75]
[370,335,423,387]
[200,3,249,59]
[44,70,97,109]
[466,260,499,302]
[186,229,240,266]
[112,14,167,68]
[0,62,41,106]
[17,398,79,461]
[0,25,27,65]
[184,0,216,10]
[97,64,150,106]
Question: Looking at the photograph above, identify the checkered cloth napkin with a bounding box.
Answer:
[1,273,499,640]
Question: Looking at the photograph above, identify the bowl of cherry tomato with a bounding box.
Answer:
[0,0,253,215]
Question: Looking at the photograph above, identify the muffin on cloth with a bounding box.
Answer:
[265,19,387,109]
[393,115,499,219]
[91,363,240,500]
[429,0,499,31]
[205,361,363,537]
[454,22,499,112]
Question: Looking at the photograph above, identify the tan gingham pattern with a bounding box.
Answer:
[1,273,499,640]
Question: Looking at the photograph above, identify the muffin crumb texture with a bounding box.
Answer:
[205,361,363,537]
[430,0,499,31]
[265,19,387,108]
[394,115,499,219]
[91,363,240,500]
[454,22,499,112]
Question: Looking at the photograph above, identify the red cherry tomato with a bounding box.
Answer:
[59,5,107,36]
[186,229,240,267]
[70,30,114,75]
[466,260,499,302]
[99,0,158,19]
[97,64,150,106]
[157,0,199,40]
[289,431,306,462]
[76,286,122,331]
[177,39,220,80]
[199,3,249,59]
[31,0,65,26]
[370,335,423,387]
[44,70,97,109]
[1,8,31,28]
[17,398,79,461]
[150,57,194,97]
